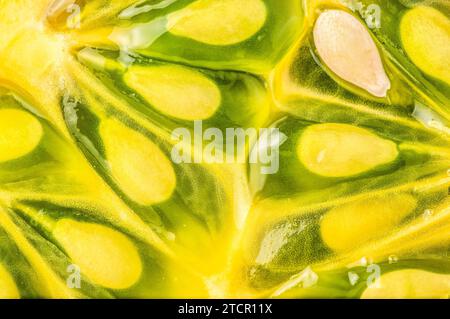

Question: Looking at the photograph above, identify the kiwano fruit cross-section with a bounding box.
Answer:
[0,0,449,299]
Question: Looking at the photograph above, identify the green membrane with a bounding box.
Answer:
[273,5,417,117]
[242,181,449,293]
[0,0,449,299]
[338,0,450,120]
[102,0,304,73]
[0,93,93,197]
[77,48,271,131]
[273,258,450,298]
[10,201,207,298]
[252,113,450,198]
[61,64,242,277]
[243,101,450,293]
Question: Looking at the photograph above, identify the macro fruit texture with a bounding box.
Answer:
[0,0,449,299]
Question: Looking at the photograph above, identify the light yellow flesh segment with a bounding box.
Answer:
[298,123,398,177]
[401,6,450,85]
[313,10,391,97]
[53,219,142,290]
[167,0,267,45]
[0,0,72,136]
[100,119,176,205]
[0,263,20,299]
[320,194,417,252]
[124,65,221,121]
[0,109,43,162]
[362,269,450,299]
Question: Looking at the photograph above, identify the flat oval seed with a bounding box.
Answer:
[320,194,417,252]
[167,0,267,46]
[400,6,450,85]
[0,109,43,162]
[313,10,391,97]
[124,65,221,121]
[297,123,398,177]
[53,219,142,290]
[100,119,176,205]
[0,263,20,299]
[362,269,450,299]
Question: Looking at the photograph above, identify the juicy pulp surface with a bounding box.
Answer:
[0,0,449,299]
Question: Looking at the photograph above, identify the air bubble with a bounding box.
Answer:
[388,255,398,264]
[348,271,360,286]
[360,257,368,267]
[423,209,434,220]
[166,232,176,241]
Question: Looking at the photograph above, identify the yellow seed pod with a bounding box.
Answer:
[0,109,43,163]
[400,6,450,85]
[124,65,221,121]
[167,0,267,46]
[320,194,417,252]
[297,123,398,177]
[99,118,177,205]
[53,219,143,290]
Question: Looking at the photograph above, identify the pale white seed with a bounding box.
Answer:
[313,10,391,97]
